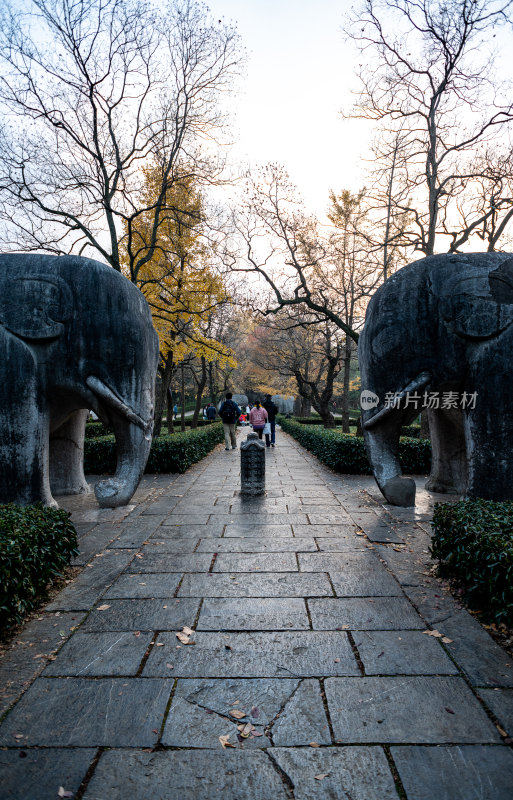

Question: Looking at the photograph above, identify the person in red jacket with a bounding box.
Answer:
[249,400,268,439]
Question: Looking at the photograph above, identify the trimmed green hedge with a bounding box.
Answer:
[84,422,225,474]
[293,416,359,426]
[85,418,217,439]
[0,504,78,631]
[431,499,513,624]
[279,418,431,474]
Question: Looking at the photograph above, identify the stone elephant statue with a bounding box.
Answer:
[358,252,513,506]
[0,253,159,508]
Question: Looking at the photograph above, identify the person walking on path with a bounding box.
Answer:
[262,394,278,448]
[218,392,241,450]
[206,403,217,422]
[249,400,268,440]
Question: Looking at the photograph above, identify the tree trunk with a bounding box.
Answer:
[191,357,207,429]
[341,335,352,433]
[167,388,174,435]
[154,353,174,438]
[180,365,186,432]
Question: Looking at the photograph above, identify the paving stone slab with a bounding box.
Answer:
[108,527,158,549]
[125,552,212,573]
[102,572,183,599]
[293,523,357,537]
[325,676,500,743]
[82,749,288,799]
[45,550,136,611]
[363,526,405,543]
[223,524,294,537]
[157,522,225,536]
[72,528,120,565]
[43,630,152,676]
[221,513,309,525]
[309,598,425,630]
[305,514,355,525]
[438,610,513,687]
[271,679,331,745]
[0,612,86,716]
[179,573,333,597]
[354,630,459,675]
[479,689,513,733]
[315,537,368,551]
[196,537,318,552]
[162,677,298,747]
[197,598,309,630]
[141,538,200,553]
[0,678,172,747]
[402,586,462,625]
[212,553,298,572]
[80,598,199,631]
[271,746,398,800]
[299,551,384,572]
[391,745,513,800]
[143,631,359,678]
[160,514,212,525]
[329,569,404,597]
[0,747,97,800]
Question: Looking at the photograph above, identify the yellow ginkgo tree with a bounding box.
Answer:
[120,162,235,435]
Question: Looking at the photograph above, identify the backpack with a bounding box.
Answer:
[220,400,238,424]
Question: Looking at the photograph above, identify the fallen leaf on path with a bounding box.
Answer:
[166,663,173,669]
[219,734,236,749]
[251,730,264,737]
[97,604,111,612]
[423,629,443,638]
[176,632,191,644]
[250,706,260,718]
[497,724,507,737]
[156,643,164,647]
[58,789,73,798]
[182,626,195,636]
[441,637,453,644]
[445,707,455,714]
[315,774,329,781]
[309,742,320,748]
[334,658,340,663]
[229,709,246,719]
[134,631,141,637]
[238,722,255,738]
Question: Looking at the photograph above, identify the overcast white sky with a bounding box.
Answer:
[206,0,372,218]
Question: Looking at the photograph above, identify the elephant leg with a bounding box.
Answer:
[425,407,467,495]
[364,412,416,507]
[0,332,55,506]
[49,409,92,497]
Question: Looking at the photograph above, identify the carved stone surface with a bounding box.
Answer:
[272,394,294,414]
[0,253,159,508]
[358,252,513,505]
[240,432,266,495]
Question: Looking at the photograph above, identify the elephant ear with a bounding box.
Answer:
[440,259,513,340]
[0,275,73,340]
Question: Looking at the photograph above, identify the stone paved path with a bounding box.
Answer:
[2,429,513,799]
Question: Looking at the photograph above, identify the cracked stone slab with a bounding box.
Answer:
[143,631,359,678]
[103,573,183,599]
[43,630,152,676]
[45,550,136,611]
[271,679,331,745]
[329,570,403,597]
[309,598,425,630]
[435,611,513,688]
[0,678,173,747]
[392,745,513,800]
[212,553,298,572]
[354,630,459,675]
[162,677,298,747]
[271,746,398,799]
[197,598,309,630]
[479,689,513,734]
[178,573,333,597]
[124,553,212,573]
[81,598,200,632]
[0,747,97,800]
[196,537,318,552]
[82,749,288,799]
[325,676,501,743]
[223,524,294,537]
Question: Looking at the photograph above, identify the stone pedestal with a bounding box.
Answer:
[240,432,266,495]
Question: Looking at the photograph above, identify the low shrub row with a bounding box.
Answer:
[85,418,217,438]
[293,416,359,426]
[0,504,78,631]
[84,422,225,474]
[279,418,431,474]
[431,499,513,624]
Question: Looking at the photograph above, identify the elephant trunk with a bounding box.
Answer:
[363,424,416,507]
[94,415,152,508]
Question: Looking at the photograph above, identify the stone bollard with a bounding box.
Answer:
[240,432,266,495]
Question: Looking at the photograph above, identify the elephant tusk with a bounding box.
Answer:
[86,375,152,434]
[363,371,432,430]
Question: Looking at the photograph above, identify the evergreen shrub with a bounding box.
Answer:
[431,499,513,624]
[0,504,78,631]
